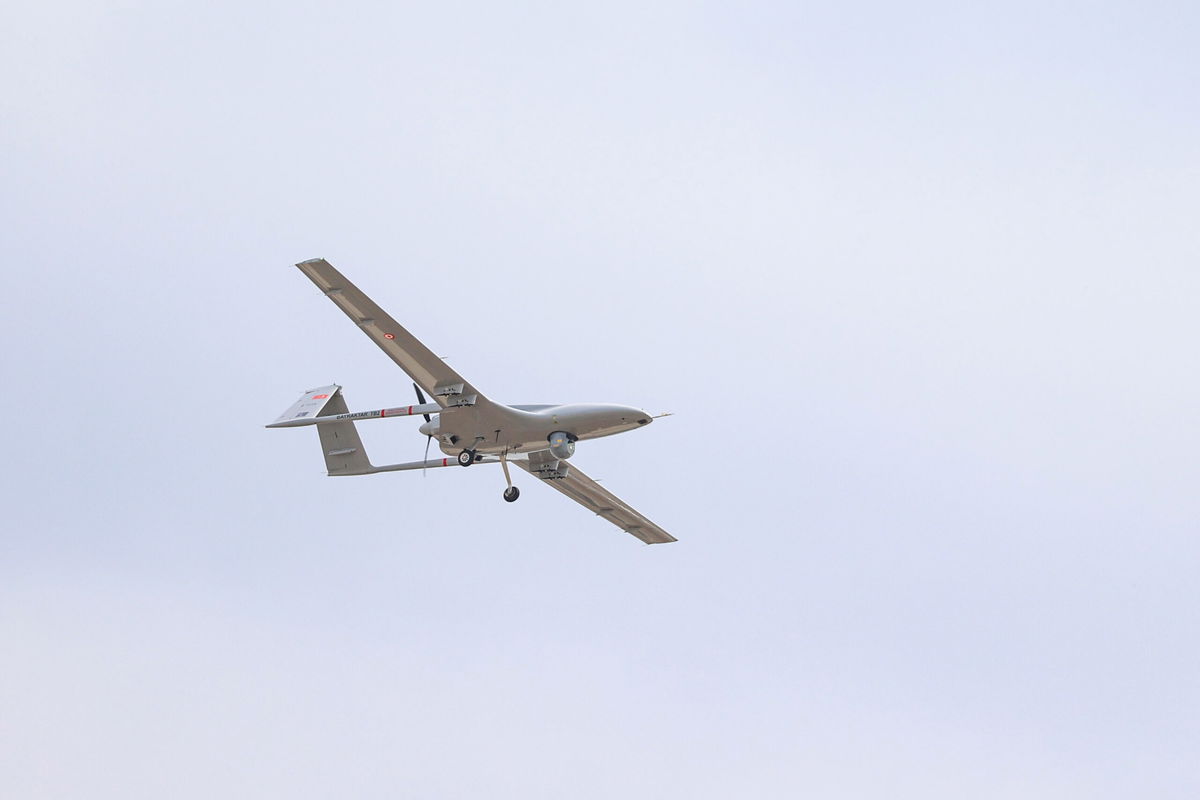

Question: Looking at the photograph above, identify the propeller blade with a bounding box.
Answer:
[414,383,434,476]
[413,382,432,422]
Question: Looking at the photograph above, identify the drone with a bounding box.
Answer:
[267,259,676,544]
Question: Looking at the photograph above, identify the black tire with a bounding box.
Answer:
[457,449,475,467]
[503,486,520,503]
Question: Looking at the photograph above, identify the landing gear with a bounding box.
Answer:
[500,449,518,502]
[457,449,476,467]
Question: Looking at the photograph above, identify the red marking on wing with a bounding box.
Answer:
[311,394,329,399]
[383,333,396,340]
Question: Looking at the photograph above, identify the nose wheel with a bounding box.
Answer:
[457,449,476,467]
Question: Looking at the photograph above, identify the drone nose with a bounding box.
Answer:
[628,407,652,426]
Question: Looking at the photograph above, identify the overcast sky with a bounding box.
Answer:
[2,2,1198,797]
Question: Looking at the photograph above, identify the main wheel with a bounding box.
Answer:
[503,486,520,503]
[457,449,475,467]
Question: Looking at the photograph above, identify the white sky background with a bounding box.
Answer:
[2,1,1198,796]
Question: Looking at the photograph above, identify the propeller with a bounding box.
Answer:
[414,383,433,476]
[412,383,432,423]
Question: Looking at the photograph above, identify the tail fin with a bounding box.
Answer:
[271,384,342,426]
[272,385,374,475]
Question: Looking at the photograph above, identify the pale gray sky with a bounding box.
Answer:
[2,2,1198,797]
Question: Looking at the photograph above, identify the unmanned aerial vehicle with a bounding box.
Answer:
[268,259,676,544]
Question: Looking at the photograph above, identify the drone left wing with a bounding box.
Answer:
[513,456,677,544]
[295,258,483,408]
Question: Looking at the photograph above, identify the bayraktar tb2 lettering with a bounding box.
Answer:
[267,259,676,545]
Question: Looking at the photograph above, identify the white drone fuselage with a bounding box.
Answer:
[421,401,653,457]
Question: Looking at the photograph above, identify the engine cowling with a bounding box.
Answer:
[548,431,576,460]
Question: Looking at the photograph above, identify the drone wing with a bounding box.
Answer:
[295,258,482,407]
[513,455,677,544]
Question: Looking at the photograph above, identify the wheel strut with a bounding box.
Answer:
[500,449,519,502]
